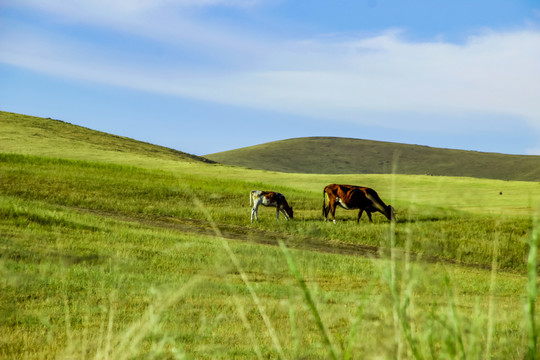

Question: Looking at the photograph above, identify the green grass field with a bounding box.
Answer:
[1,112,540,359]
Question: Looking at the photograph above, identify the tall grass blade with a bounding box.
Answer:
[101,280,199,360]
[287,299,300,360]
[63,297,74,356]
[485,230,499,359]
[193,198,287,360]
[344,288,370,360]
[526,218,539,359]
[231,294,264,360]
[104,292,115,360]
[444,275,466,360]
[278,240,339,360]
[383,231,423,359]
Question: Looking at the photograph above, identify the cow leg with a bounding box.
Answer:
[330,202,337,224]
[276,208,280,220]
[323,203,330,221]
[324,205,332,222]
[366,211,373,223]
[357,209,364,223]
[251,203,260,222]
[280,208,290,221]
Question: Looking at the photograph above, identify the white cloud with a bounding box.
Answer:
[8,0,263,14]
[156,29,540,132]
[2,1,540,134]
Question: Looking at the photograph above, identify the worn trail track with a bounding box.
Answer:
[77,207,490,271]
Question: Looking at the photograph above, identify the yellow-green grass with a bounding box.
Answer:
[1,153,539,359]
[1,153,537,270]
[0,110,212,169]
[0,192,536,359]
[2,112,540,358]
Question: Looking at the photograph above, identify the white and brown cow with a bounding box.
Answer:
[323,184,395,223]
[250,190,294,222]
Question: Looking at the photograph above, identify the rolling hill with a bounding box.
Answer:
[205,137,540,181]
[0,111,213,167]
[3,111,540,181]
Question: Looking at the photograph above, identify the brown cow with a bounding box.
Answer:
[250,190,294,222]
[323,184,394,223]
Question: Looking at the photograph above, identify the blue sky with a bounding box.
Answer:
[1,0,540,156]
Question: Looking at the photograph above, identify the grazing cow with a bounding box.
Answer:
[323,184,394,223]
[250,190,294,222]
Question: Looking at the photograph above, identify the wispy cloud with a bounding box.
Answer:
[8,0,264,15]
[244,29,540,128]
[2,1,540,134]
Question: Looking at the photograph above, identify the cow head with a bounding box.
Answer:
[387,205,396,222]
[286,207,294,219]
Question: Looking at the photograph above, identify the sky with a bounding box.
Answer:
[1,0,540,156]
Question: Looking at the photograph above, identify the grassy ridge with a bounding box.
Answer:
[0,110,213,168]
[205,136,540,181]
[2,112,540,358]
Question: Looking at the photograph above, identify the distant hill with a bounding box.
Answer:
[4,111,539,181]
[0,111,213,166]
[205,137,540,181]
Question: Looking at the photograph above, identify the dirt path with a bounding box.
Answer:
[76,207,489,270]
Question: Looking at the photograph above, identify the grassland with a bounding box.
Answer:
[0,111,212,168]
[1,111,540,359]
[205,136,540,181]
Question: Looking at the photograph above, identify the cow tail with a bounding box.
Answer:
[322,189,327,217]
[249,191,253,207]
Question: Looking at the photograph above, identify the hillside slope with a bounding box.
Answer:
[0,111,213,166]
[205,137,540,181]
